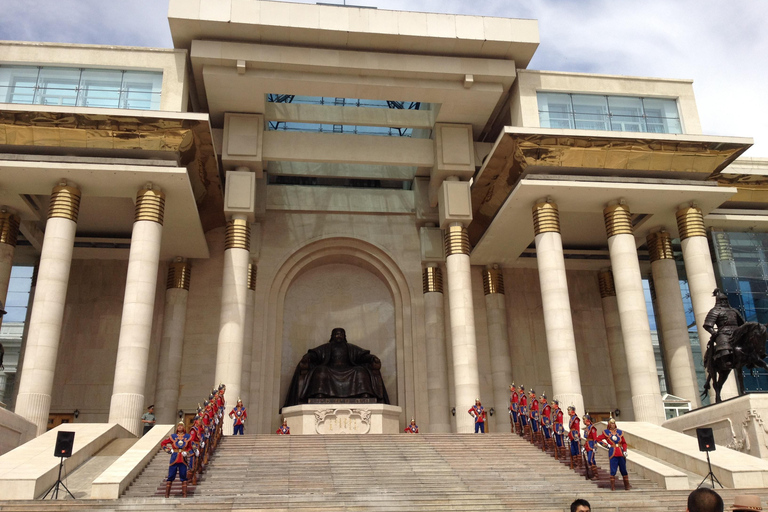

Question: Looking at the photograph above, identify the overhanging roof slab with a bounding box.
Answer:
[470,178,737,266]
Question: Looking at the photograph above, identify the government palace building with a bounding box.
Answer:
[2,2,768,499]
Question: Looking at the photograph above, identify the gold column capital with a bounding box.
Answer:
[422,265,443,294]
[444,224,470,256]
[598,269,616,298]
[167,260,191,290]
[248,263,257,291]
[48,184,81,221]
[0,211,20,247]
[482,265,505,295]
[713,231,733,261]
[676,206,706,240]
[603,203,632,238]
[532,201,560,235]
[225,217,251,251]
[646,231,674,262]
[135,188,166,225]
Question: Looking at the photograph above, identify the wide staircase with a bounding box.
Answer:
[4,432,768,511]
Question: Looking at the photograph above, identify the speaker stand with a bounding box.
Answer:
[697,451,723,489]
[42,457,75,500]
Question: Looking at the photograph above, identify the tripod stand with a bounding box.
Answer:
[42,456,75,499]
[697,451,723,489]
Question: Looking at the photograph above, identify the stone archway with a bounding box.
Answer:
[260,237,419,431]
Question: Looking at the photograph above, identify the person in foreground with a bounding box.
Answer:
[570,498,590,512]
[595,418,629,490]
[686,488,723,512]
[160,422,193,498]
[731,494,762,511]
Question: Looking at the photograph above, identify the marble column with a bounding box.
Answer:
[154,259,191,424]
[677,206,739,400]
[0,211,20,326]
[214,215,250,434]
[604,203,665,424]
[423,264,451,433]
[532,201,584,414]
[483,264,513,432]
[109,187,166,436]
[598,269,635,420]
[647,231,701,408]
[444,223,481,433]
[15,183,81,435]
[241,261,256,408]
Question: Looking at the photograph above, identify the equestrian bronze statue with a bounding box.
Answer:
[283,327,390,408]
[702,289,768,403]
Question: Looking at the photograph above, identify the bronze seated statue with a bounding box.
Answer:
[283,327,390,408]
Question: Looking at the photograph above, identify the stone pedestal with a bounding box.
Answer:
[282,404,402,435]
[663,394,768,460]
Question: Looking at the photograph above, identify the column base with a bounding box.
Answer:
[109,392,145,436]
[14,392,51,436]
[631,392,665,425]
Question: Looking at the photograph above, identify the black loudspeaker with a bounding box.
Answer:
[54,431,75,458]
[696,427,716,452]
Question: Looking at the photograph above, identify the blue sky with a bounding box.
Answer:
[1,0,766,156]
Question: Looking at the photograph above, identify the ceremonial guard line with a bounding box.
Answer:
[160,384,227,497]
[507,384,630,491]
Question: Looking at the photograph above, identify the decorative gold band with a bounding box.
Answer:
[646,231,674,262]
[166,261,191,290]
[135,188,166,225]
[598,270,616,298]
[422,266,443,294]
[676,206,706,239]
[248,263,257,291]
[48,185,81,221]
[0,211,20,247]
[603,204,632,238]
[444,224,470,256]
[532,202,560,235]
[713,232,733,261]
[225,218,251,251]
[482,266,505,295]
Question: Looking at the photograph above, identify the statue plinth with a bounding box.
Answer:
[282,403,402,435]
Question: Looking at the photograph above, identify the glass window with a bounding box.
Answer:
[78,69,122,108]
[537,92,682,134]
[0,65,163,111]
[35,67,80,106]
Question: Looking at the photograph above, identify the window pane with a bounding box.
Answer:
[34,67,80,106]
[79,69,122,108]
[571,94,609,130]
[0,66,39,104]
[537,92,573,129]
[643,98,682,134]
[121,71,162,110]
[608,96,645,132]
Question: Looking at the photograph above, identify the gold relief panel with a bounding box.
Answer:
[0,211,20,247]
[48,185,81,221]
[646,231,674,262]
[676,206,707,240]
[603,204,632,238]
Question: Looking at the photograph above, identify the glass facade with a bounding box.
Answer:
[0,65,163,110]
[266,94,423,137]
[537,92,682,134]
[712,229,768,391]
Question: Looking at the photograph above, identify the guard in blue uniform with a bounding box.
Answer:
[567,405,581,469]
[160,422,192,498]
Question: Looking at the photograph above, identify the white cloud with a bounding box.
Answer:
[2,0,765,155]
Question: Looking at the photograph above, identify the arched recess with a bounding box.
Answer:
[260,236,417,431]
